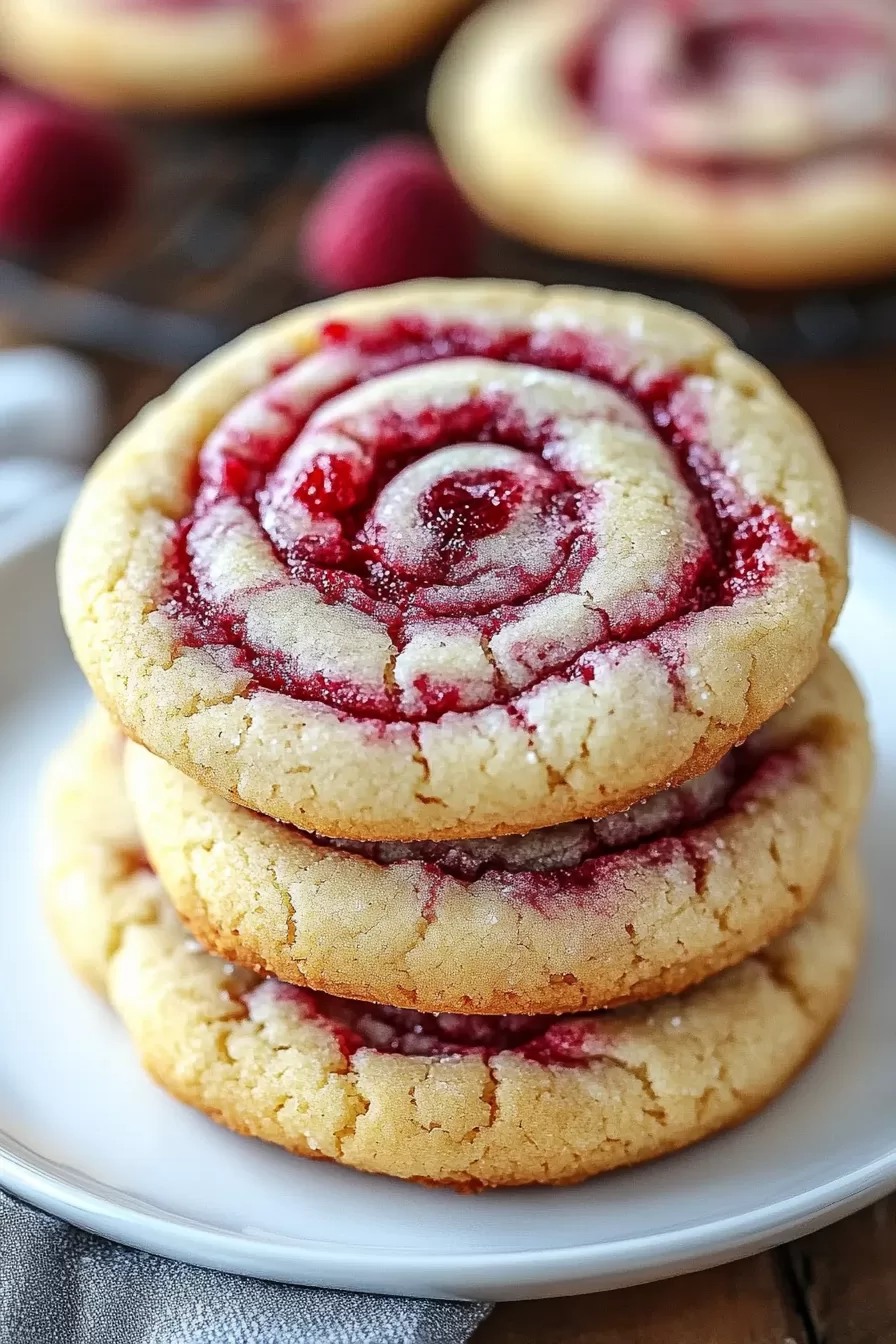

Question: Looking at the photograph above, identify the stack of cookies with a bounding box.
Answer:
[46,280,871,1189]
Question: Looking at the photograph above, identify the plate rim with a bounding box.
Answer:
[1,1128,895,1297]
[2,503,895,1299]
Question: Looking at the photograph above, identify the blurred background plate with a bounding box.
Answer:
[0,501,894,1303]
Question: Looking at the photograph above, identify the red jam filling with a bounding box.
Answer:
[162,315,811,722]
[566,0,896,176]
[417,469,526,557]
[248,980,610,1066]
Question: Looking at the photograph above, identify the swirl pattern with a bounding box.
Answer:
[164,314,811,724]
[61,282,845,839]
[568,0,896,173]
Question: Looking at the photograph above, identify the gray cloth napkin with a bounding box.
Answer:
[0,1190,492,1344]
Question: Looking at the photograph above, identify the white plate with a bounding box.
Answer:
[1,495,895,1303]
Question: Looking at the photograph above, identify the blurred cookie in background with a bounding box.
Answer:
[430,0,896,287]
[0,0,474,113]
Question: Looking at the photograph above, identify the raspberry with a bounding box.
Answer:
[299,138,479,292]
[0,94,134,249]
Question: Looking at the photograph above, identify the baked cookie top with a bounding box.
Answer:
[43,708,866,1189]
[0,0,469,112]
[128,647,871,1013]
[60,280,847,839]
[430,0,896,286]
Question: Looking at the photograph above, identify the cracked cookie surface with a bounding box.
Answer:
[60,279,846,841]
[0,0,471,112]
[127,648,870,1014]
[44,708,865,1188]
[430,0,896,287]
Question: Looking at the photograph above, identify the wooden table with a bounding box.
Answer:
[3,100,894,1342]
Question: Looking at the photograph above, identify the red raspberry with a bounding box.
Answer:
[300,138,479,292]
[0,94,134,249]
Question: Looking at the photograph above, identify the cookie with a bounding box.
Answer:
[60,280,847,841]
[41,708,160,995]
[430,0,896,287]
[0,0,469,113]
[44,709,866,1189]
[126,648,871,1014]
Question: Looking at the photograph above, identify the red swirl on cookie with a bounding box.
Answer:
[568,0,896,173]
[163,315,811,722]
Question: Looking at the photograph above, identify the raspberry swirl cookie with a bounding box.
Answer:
[45,709,866,1189]
[0,0,470,113]
[430,0,896,286]
[127,649,870,1014]
[60,281,846,840]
